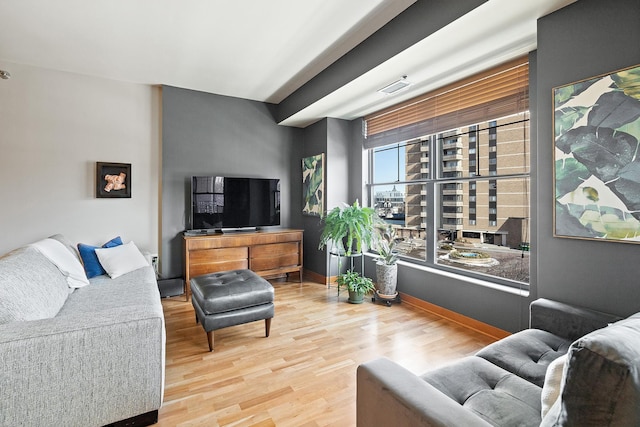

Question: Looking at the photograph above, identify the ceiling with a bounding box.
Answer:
[0,0,576,128]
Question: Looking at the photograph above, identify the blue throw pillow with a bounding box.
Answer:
[77,236,123,278]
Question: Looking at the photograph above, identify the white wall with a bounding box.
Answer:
[0,61,160,255]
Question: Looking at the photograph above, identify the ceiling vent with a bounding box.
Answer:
[378,76,411,95]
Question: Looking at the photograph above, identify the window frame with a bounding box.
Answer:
[367,118,530,290]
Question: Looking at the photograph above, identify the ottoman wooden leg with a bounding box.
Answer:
[207,330,214,352]
[265,318,272,337]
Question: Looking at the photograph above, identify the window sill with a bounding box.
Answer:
[365,252,529,297]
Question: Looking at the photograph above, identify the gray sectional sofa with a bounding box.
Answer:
[0,235,165,427]
[357,298,640,426]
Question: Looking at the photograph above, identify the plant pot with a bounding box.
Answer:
[375,262,398,296]
[347,289,365,304]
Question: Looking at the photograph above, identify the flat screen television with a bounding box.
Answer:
[189,176,280,232]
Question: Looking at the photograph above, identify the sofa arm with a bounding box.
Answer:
[530,298,623,341]
[0,305,165,427]
[357,358,492,427]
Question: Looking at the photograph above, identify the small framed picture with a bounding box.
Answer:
[96,162,131,198]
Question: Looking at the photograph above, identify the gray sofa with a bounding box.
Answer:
[0,235,165,427]
[357,298,640,426]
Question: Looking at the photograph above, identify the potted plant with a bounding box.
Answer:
[318,200,378,256]
[374,224,399,297]
[336,269,375,304]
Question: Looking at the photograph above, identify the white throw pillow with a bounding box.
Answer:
[541,353,567,418]
[30,238,90,288]
[95,241,149,279]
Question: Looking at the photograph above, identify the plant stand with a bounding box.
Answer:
[329,250,364,297]
[372,290,401,307]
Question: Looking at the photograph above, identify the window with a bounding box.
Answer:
[369,116,530,285]
[365,58,530,287]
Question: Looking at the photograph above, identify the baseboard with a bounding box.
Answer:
[303,269,327,285]
[103,410,158,427]
[399,292,511,340]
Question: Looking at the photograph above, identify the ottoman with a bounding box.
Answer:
[191,269,274,352]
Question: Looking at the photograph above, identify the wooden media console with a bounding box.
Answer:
[183,229,303,296]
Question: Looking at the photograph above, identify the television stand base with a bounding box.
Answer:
[184,229,220,236]
[220,227,258,233]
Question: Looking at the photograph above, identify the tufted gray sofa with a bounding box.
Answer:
[357,298,640,426]
[0,235,165,427]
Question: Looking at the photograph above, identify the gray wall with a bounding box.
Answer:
[326,118,353,277]
[536,0,640,316]
[161,86,302,278]
[301,118,353,277]
[301,119,330,276]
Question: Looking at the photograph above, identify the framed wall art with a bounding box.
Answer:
[96,162,131,198]
[554,63,640,243]
[302,153,324,216]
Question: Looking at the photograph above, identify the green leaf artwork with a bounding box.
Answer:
[554,106,590,136]
[554,63,640,243]
[553,80,597,109]
[302,153,324,216]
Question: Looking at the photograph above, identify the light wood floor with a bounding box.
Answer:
[158,279,497,427]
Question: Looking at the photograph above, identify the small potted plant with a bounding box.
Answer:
[374,224,399,297]
[336,269,375,304]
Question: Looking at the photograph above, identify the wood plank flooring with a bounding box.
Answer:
[158,279,497,426]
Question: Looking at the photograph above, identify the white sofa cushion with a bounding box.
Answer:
[95,241,149,279]
[30,238,89,288]
[48,233,82,263]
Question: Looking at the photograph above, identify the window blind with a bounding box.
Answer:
[363,56,529,149]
